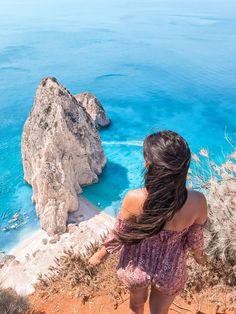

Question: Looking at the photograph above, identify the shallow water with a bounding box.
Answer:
[0,0,236,251]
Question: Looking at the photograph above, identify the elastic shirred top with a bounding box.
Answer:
[103,214,207,295]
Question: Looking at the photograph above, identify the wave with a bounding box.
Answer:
[102,140,143,147]
[0,66,28,72]
[95,73,127,80]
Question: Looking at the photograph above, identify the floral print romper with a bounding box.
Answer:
[103,214,206,296]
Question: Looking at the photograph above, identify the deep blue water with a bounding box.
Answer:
[0,0,236,251]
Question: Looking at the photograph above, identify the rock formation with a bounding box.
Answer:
[75,92,110,128]
[21,77,106,235]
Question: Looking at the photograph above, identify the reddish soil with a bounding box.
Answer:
[29,251,235,314]
[30,288,233,314]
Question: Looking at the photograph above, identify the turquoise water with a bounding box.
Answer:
[0,0,236,251]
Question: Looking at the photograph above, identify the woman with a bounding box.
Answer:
[89,130,208,314]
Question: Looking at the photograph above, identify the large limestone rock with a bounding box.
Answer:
[75,92,110,128]
[21,77,106,235]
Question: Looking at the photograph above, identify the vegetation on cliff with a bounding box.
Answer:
[35,147,236,312]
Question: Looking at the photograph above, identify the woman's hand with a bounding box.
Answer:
[194,252,207,265]
[88,251,103,266]
[88,246,108,266]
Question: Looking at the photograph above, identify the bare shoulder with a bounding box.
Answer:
[120,188,147,220]
[188,189,208,224]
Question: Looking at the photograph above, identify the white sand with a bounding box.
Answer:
[0,197,115,295]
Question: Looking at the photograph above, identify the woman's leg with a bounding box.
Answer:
[149,286,176,314]
[129,286,149,314]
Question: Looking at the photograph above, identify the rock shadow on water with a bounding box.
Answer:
[82,160,129,216]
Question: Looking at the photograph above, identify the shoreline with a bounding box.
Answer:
[0,196,115,295]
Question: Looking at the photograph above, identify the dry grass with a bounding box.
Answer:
[186,146,236,312]
[36,246,236,312]
[0,288,31,314]
[182,255,236,312]
[36,242,127,309]
[36,147,236,312]
[190,148,236,281]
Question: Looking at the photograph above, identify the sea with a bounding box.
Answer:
[0,0,235,251]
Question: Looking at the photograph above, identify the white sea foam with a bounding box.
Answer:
[102,140,143,147]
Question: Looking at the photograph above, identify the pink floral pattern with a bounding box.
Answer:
[103,214,206,295]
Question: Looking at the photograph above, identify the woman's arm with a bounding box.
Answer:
[88,245,108,266]
[88,190,143,266]
[88,192,134,266]
[186,192,208,265]
[88,216,122,266]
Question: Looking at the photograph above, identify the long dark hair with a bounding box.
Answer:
[116,130,191,244]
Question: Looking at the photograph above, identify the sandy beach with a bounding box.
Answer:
[0,196,114,295]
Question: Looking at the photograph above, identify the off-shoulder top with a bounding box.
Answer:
[103,214,206,295]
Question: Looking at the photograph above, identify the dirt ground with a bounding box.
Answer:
[30,287,234,314]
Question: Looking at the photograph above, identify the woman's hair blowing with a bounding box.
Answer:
[116,130,191,244]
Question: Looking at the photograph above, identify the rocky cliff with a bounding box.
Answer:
[75,92,110,128]
[21,77,106,235]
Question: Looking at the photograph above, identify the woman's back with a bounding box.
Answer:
[103,188,208,296]
[120,188,207,233]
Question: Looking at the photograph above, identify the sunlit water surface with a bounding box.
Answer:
[0,0,236,251]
